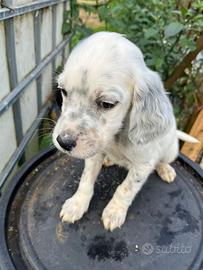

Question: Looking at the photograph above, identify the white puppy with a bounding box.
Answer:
[53,32,197,231]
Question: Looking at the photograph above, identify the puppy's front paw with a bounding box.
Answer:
[102,200,127,231]
[156,163,176,183]
[60,194,90,223]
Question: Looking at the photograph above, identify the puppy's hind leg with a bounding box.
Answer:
[156,163,176,183]
[156,139,178,183]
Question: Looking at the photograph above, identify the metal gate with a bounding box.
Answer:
[0,0,70,186]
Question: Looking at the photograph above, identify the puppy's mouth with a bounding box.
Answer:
[67,148,98,159]
[53,135,101,159]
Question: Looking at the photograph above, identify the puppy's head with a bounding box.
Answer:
[52,33,134,159]
[52,81,132,159]
[53,32,173,159]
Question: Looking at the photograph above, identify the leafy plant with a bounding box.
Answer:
[63,0,203,129]
[62,0,94,47]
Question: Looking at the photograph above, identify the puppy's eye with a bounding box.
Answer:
[97,100,118,110]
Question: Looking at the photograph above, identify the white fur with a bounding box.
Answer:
[176,130,199,143]
[53,32,195,231]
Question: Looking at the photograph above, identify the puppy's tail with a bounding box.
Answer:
[176,130,199,143]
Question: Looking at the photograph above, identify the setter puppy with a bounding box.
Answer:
[53,32,198,231]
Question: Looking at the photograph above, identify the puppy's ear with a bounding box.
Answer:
[128,70,173,144]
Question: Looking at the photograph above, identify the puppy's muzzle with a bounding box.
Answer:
[56,135,77,152]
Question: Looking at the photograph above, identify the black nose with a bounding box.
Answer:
[56,135,77,151]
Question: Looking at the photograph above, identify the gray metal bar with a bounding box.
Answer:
[0,36,71,116]
[34,10,41,67]
[62,1,66,64]
[4,20,17,90]
[52,4,57,83]
[34,9,42,112]
[3,0,13,6]
[4,18,23,145]
[0,103,50,188]
[0,0,67,21]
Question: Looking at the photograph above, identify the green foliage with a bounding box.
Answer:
[62,10,72,35]
[62,0,93,48]
[55,65,63,75]
[164,22,185,38]
[39,133,52,150]
[63,0,203,129]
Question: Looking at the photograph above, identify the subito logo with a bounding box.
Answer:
[142,243,154,255]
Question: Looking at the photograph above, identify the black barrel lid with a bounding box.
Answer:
[5,150,203,270]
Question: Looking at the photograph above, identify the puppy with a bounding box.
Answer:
[53,32,198,231]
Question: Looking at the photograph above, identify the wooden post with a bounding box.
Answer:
[181,109,203,162]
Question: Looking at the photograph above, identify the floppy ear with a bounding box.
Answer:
[128,70,174,145]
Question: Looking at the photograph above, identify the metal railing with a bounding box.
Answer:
[0,0,70,189]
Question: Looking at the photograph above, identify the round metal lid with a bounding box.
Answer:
[5,149,203,270]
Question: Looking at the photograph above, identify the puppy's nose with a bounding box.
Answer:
[56,135,77,151]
